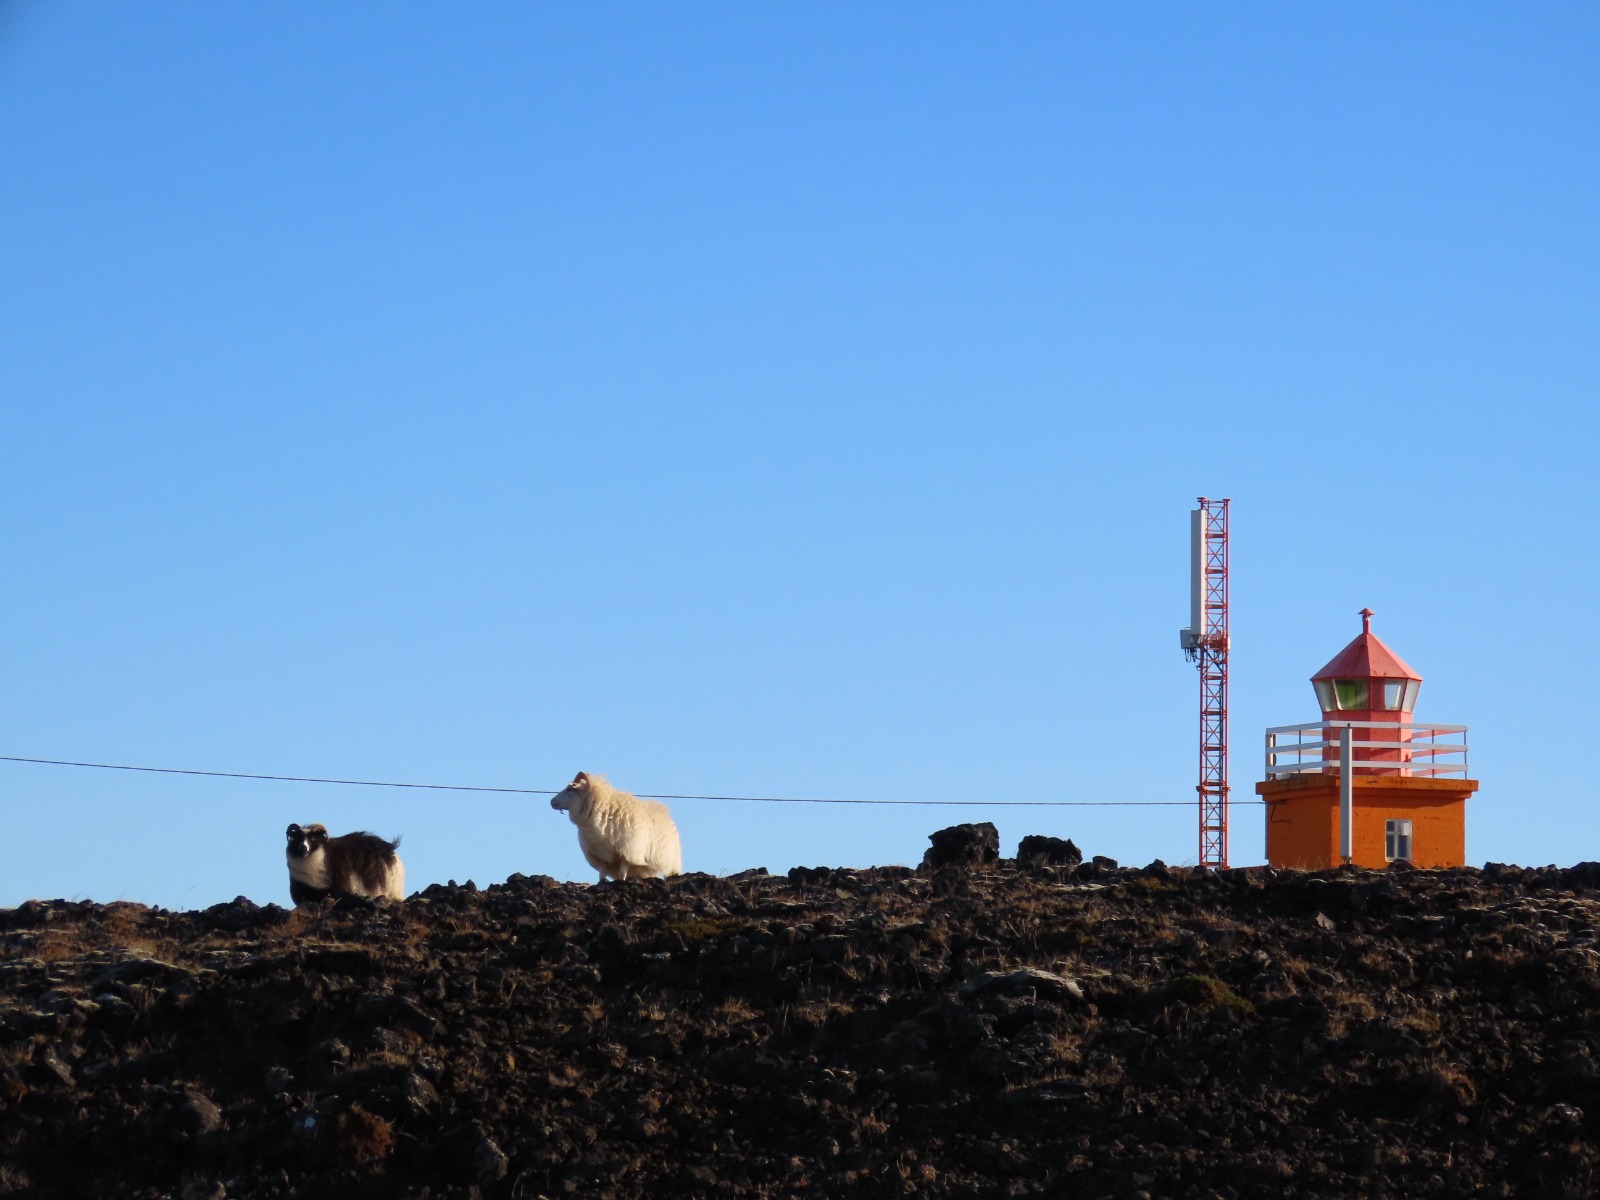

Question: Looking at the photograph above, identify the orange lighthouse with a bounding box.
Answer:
[1257,610,1477,869]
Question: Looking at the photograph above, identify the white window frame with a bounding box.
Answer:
[1385,818,1414,863]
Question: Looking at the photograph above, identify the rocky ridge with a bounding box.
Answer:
[4,851,1600,1199]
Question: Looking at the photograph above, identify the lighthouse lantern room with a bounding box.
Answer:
[1257,611,1478,869]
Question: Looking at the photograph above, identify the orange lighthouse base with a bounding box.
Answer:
[1257,775,1478,870]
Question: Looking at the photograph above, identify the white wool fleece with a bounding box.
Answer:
[556,774,683,881]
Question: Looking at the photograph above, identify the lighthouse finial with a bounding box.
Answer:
[1360,607,1374,633]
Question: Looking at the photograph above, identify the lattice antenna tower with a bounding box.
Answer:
[1179,498,1230,868]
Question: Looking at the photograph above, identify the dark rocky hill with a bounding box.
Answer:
[4,847,1600,1199]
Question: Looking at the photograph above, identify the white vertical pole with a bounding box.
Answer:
[1190,506,1204,640]
[1339,725,1353,864]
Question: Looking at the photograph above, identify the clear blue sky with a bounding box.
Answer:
[3,4,1596,910]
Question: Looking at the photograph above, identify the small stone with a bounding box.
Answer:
[474,1134,509,1183]
[318,1038,352,1067]
[959,967,1085,1004]
[164,1090,223,1143]
[403,1072,440,1114]
[34,1052,74,1090]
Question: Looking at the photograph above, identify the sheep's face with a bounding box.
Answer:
[286,823,332,889]
[550,772,593,822]
[286,823,329,862]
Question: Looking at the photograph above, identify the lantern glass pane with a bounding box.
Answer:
[1401,680,1420,711]
[1314,680,1337,712]
[1380,680,1405,710]
[1334,679,1368,710]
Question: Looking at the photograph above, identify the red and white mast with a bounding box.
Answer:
[1181,498,1230,868]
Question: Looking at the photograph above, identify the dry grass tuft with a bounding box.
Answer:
[335,1104,393,1165]
[658,917,753,945]
[1170,974,1256,1015]
[715,996,759,1022]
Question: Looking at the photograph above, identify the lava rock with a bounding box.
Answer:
[162,1090,223,1144]
[1016,835,1083,868]
[923,823,1000,870]
[787,866,834,885]
[959,967,1085,1004]
[31,1050,74,1089]
[473,1133,509,1183]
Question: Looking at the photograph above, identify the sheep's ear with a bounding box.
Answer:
[573,772,590,788]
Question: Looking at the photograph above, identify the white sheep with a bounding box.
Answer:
[549,771,683,882]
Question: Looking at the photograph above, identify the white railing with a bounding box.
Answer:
[1264,720,1469,780]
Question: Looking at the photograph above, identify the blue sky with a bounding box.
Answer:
[3,4,1597,910]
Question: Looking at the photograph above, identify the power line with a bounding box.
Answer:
[1,756,555,794]
[0,754,1244,806]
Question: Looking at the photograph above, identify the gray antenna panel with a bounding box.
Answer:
[1190,505,1205,638]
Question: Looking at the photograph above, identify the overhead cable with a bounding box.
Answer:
[0,754,1248,806]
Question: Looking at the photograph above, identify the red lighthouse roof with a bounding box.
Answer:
[1311,609,1421,682]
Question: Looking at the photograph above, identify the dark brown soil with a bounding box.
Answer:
[4,853,1600,1199]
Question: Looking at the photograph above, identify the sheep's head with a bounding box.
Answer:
[550,772,593,820]
[286,823,329,861]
